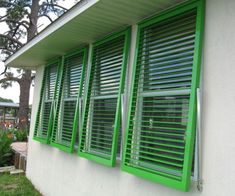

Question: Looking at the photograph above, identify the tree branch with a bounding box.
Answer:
[0,67,7,76]
[11,23,28,38]
[40,3,68,11]
[38,14,53,23]
[0,76,20,83]
[0,1,31,9]
[0,19,29,30]
[0,13,9,20]
[0,47,15,53]
[0,34,23,46]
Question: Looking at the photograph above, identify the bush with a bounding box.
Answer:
[14,129,28,142]
[0,130,14,167]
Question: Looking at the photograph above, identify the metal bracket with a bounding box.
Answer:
[121,94,125,134]
[78,97,83,132]
[196,88,203,192]
[118,93,125,160]
[197,179,203,192]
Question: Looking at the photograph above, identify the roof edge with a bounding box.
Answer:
[5,0,99,67]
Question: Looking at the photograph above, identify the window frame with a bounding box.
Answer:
[33,58,62,144]
[50,48,88,153]
[121,0,205,191]
[78,28,131,167]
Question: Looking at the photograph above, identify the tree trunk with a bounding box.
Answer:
[17,0,39,130]
[18,70,31,130]
[27,0,40,41]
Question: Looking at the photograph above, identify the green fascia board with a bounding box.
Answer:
[78,27,131,167]
[121,0,205,192]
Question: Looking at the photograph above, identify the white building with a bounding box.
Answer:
[5,0,235,195]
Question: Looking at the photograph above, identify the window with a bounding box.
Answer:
[50,49,88,153]
[78,29,130,166]
[34,59,61,143]
[33,0,204,191]
[122,1,204,191]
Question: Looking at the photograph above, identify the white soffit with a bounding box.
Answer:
[5,0,186,69]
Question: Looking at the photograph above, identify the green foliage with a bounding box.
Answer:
[0,0,68,59]
[0,97,14,103]
[0,0,73,130]
[0,128,28,167]
[0,130,14,167]
[14,129,28,142]
[0,174,41,196]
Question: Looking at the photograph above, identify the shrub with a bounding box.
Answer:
[0,130,14,167]
[14,129,28,142]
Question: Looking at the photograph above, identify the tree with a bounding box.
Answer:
[0,0,71,130]
[0,97,13,103]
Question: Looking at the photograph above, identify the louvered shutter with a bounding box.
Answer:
[78,29,130,166]
[122,1,204,191]
[34,60,61,144]
[51,49,88,152]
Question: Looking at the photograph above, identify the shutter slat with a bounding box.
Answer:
[51,49,87,152]
[34,61,60,143]
[79,29,130,166]
[122,3,203,191]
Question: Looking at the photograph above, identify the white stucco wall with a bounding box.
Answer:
[26,0,235,195]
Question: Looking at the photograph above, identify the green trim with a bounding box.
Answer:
[78,28,131,167]
[50,48,88,153]
[79,152,114,167]
[93,27,130,47]
[49,56,65,146]
[70,48,88,151]
[33,66,46,142]
[64,47,88,58]
[181,0,205,190]
[121,0,205,192]
[138,0,199,28]
[110,28,131,166]
[50,142,73,153]
[33,136,48,144]
[47,58,63,144]
[33,58,61,144]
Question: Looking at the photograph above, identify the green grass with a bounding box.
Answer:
[0,173,41,196]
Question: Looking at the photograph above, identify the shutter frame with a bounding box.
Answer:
[78,28,131,167]
[33,58,62,144]
[121,0,204,191]
[50,48,88,153]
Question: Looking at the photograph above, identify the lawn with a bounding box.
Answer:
[0,174,41,196]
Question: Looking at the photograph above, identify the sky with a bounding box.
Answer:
[0,1,76,104]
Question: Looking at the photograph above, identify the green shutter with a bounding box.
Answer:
[34,59,61,144]
[50,49,88,152]
[122,1,204,191]
[78,29,130,166]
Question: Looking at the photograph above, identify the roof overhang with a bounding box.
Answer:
[0,102,19,108]
[4,0,186,69]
